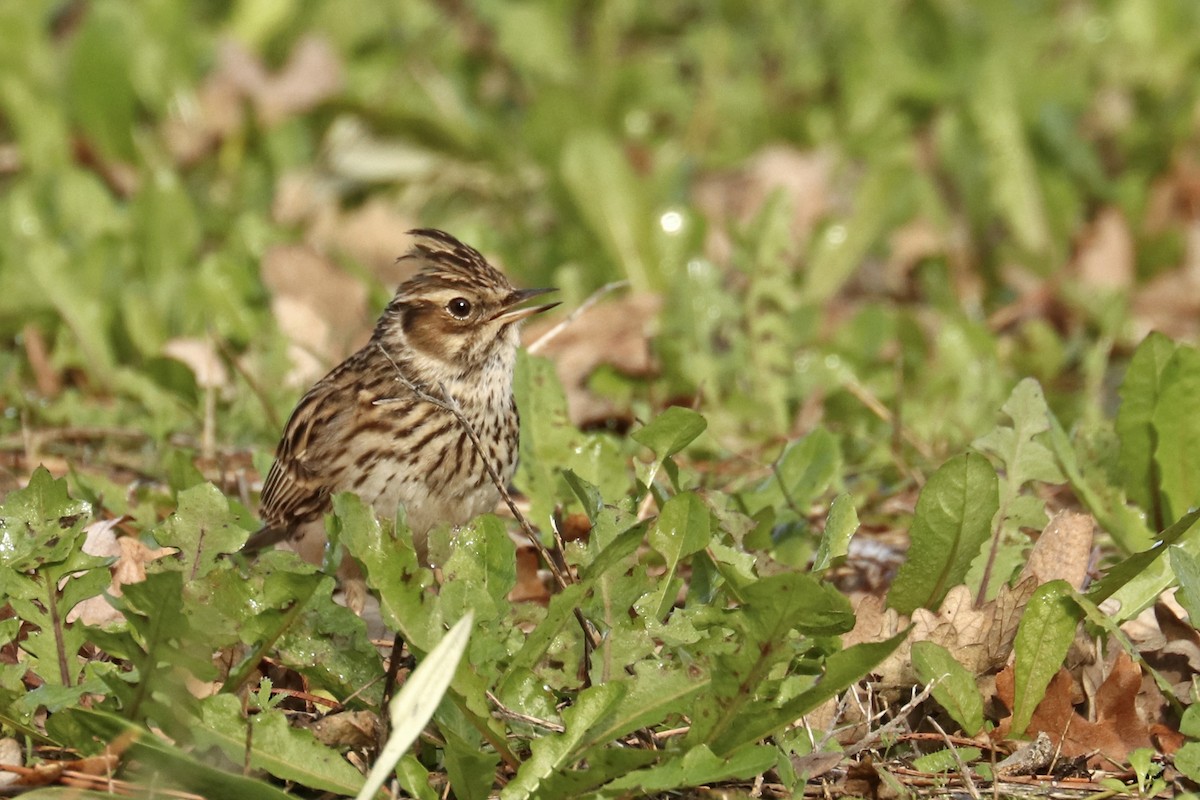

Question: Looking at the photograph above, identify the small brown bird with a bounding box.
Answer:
[250,229,556,579]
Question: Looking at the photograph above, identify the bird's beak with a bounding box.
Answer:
[491,287,559,323]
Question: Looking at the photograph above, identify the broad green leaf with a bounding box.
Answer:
[73,709,295,800]
[0,466,91,570]
[438,515,516,626]
[442,727,499,800]
[560,130,654,290]
[1087,507,1200,605]
[396,754,439,800]
[194,695,367,797]
[573,661,707,755]
[1170,546,1200,626]
[970,50,1048,254]
[1010,580,1080,737]
[562,469,603,522]
[602,744,777,794]
[647,491,712,618]
[1179,742,1200,783]
[913,747,982,773]
[741,428,841,517]
[1152,344,1200,522]
[631,406,707,461]
[741,572,855,639]
[1048,413,1155,554]
[688,574,854,751]
[153,483,250,578]
[66,4,136,161]
[812,494,858,574]
[888,453,999,613]
[911,642,984,735]
[533,749,660,798]
[707,632,908,756]
[331,493,434,651]
[1116,332,1177,520]
[500,682,625,799]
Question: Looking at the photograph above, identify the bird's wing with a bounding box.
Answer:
[258,378,354,533]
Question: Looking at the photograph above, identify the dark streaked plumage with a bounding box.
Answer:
[251,229,555,574]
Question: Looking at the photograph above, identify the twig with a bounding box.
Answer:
[844,680,938,756]
[373,344,602,651]
[929,715,980,800]
[486,690,565,733]
[526,280,629,354]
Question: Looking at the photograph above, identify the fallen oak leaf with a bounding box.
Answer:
[995,651,1152,767]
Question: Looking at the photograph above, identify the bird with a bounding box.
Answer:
[248,229,557,596]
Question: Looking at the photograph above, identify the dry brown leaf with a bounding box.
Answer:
[163,337,230,389]
[305,710,384,749]
[216,36,342,127]
[510,547,550,604]
[68,519,173,626]
[333,199,420,286]
[524,294,660,426]
[995,651,1152,767]
[1019,511,1094,591]
[1072,207,1134,291]
[0,738,19,788]
[1132,258,1200,341]
[261,244,371,383]
[846,577,1037,689]
[694,146,834,264]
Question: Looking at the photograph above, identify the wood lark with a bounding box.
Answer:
[249,229,556,593]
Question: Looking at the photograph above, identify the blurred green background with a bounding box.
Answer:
[2,0,1200,477]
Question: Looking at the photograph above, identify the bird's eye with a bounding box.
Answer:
[446,297,472,319]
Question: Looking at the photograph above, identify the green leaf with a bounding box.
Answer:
[560,130,655,290]
[1170,546,1200,626]
[913,746,982,773]
[0,466,91,571]
[603,744,777,794]
[1087,507,1200,606]
[73,709,295,800]
[194,695,367,797]
[888,453,999,613]
[647,492,712,618]
[1116,332,1177,521]
[358,613,474,800]
[707,632,908,756]
[973,379,1064,488]
[153,483,250,578]
[332,492,434,651]
[812,494,858,574]
[1174,742,1200,783]
[970,50,1048,254]
[500,682,625,799]
[911,642,984,735]
[562,469,603,522]
[631,406,708,461]
[66,4,136,161]
[1010,580,1080,737]
[1152,343,1200,523]
[572,661,706,756]
[741,428,842,517]
[438,515,516,626]
[442,727,499,800]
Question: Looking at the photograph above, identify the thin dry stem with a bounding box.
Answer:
[929,715,980,800]
[526,279,629,354]
[373,343,602,651]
